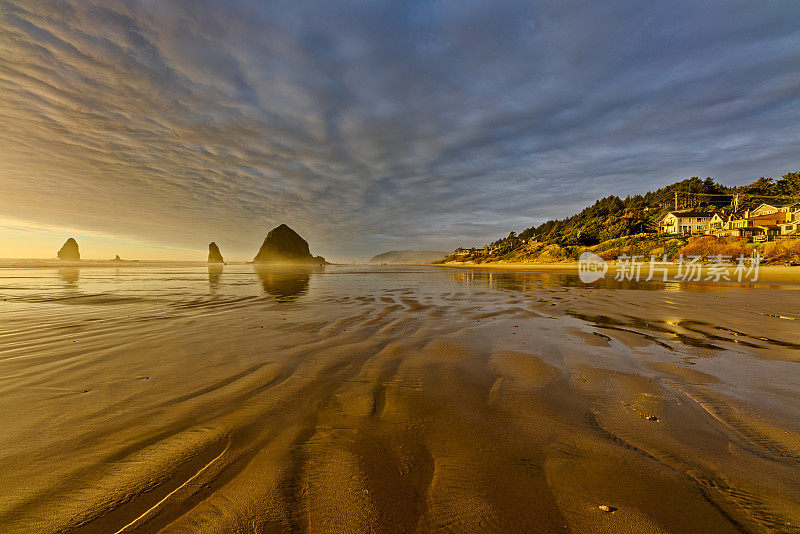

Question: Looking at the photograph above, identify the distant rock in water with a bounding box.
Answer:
[253,224,326,265]
[208,242,224,263]
[57,238,80,261]
[368,250,448,264]
[109,254,138,263]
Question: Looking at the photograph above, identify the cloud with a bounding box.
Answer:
[1,0,799,259]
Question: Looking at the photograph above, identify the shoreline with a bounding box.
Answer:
[432,261,800,283]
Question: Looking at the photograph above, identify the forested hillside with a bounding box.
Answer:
[437,171,799,263]
[516,172,799,247]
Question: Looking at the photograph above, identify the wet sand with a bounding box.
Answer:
[1,264,799,532]
[440,261,800,284]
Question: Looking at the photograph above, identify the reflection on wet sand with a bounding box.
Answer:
[208,265,223,291]
[254,266,314,301]
[57,267,79,288]
[1,265,799,532]
[446,267,780,292]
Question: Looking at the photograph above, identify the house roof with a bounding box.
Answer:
[662,210,715,220]
[752,203,778,212]
[746,212,790,222]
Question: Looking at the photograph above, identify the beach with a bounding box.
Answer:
[439,260,800,284]
[1,263,799,532]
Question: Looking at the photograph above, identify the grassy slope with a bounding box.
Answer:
[437,235,800,265]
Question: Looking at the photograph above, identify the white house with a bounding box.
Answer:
[779,220,800,236]
[706,213,726,233]
[660,211,715,235]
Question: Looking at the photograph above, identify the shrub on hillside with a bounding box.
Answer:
[590,234,685,261]
[761,239,800,264]
[538,244,567,262]
[663,238,686,258]
[677,236,750,260]
[598,248,623,261]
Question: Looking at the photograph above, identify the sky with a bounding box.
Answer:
[1,1,799,262]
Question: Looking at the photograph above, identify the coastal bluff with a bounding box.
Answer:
[57,238,80,261]
[208,242,224,263]
[253,224,326,265]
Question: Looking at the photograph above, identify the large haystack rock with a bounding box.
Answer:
[208,242,224,263]
[57,238,80,261]
[253,224,325,264]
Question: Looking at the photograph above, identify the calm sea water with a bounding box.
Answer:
[0,262,789,307]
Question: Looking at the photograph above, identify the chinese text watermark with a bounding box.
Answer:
[578,252,760,283]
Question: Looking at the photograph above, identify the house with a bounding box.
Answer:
[749,203,779,217]
[780,202,800,215]
[779,220,800,236]
[716,211,792,241]
[745,211,791,226]
[726,212,790,229]
[752,225,784,242]
[745,202,800,217]
[706,213,726,233]
[659,210,715,235]
[715,226,762,240]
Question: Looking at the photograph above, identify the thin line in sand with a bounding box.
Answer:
[114,437,231,534]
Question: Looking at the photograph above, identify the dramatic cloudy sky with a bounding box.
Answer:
[1,0,798,260]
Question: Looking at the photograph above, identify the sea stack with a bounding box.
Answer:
[208,242,224,263]
[57,238,80,261]
[253,224,326,264]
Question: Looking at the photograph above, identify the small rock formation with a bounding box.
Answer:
[208,242,224,263]
[253,224,326,264]
[114,255,121,261]
[57,238,80,261]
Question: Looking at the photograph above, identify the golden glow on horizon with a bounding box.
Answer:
[0,217,205,261]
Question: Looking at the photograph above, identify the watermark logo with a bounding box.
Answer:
[577,253,760,283]
[578,251,608,283]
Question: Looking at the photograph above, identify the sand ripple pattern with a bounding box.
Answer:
[0,266,799,532]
